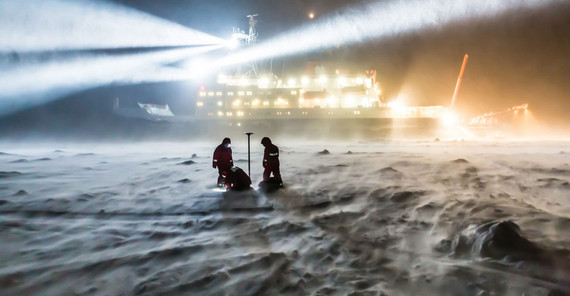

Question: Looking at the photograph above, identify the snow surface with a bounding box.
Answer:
[1,140,570,295]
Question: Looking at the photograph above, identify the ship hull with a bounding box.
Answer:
[180,117,444,141]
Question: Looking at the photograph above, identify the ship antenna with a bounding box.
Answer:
[247,14,258,46]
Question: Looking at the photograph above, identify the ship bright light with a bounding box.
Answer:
[318,75,328,85]
[326,96,336,106]
[344,96,355,108]
[442,111,457,127]
[388,99,403,109]
[258,77,270,87]
[301,76,310,85]
[217,73,227,84]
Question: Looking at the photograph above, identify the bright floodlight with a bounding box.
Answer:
[387,99,403,109]
[258,77,270,87]
[227,37,241,50]
[183,58,213,79]
[442,111,458,127]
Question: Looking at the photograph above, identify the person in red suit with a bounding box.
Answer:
[261,137,283,187]
[212,138,233,188]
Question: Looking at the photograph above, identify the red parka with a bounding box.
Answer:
[213,142,233,169]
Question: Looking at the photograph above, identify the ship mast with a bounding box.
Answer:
[231,14,259,78]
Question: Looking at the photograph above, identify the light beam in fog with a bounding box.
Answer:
[0,0,225,52]
[215,0,562,68]
[0,0,227,115]
[0,45,222,116]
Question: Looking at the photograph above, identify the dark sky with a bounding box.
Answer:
[2,0,570,136]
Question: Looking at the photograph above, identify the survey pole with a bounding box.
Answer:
[244,132,254,177]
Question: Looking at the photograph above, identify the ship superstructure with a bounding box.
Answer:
[195,68,445,121]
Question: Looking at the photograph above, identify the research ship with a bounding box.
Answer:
[189,15,447,139]
[113,15,449,139]
[190,65,446,139]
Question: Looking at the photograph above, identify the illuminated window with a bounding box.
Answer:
[208,112,213,116]
[237,111,244,117]
[276,112,282,115]
[263,101,269,106]
[226,112,233,117]
[196,101,204,107]
[287,111,291,115]
[246,91,253,96]
[216,91,222,96]
[244,101,250,106]
[291,90,297,95]
[233,99,241,106]
[208,91,214,96]
[217,111,223,116]
[217,101,223,106]
[227,91,234,96]
[199,91,206,97]
[354,110,360,115]
[275,98,288,106]
[238,91,245,96]
[252,99,260,106]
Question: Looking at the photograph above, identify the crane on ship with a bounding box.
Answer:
[446,54,530,130]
